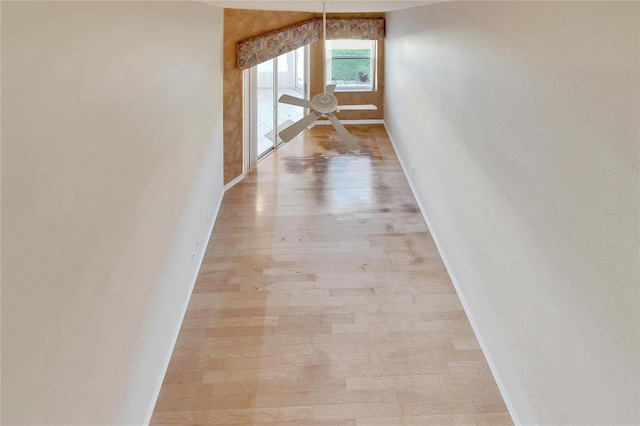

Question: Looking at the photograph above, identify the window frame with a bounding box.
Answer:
[324,39,377,93]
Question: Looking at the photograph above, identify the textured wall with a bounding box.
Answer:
[385,2,638,425]
[223,9,384,184]
[2,2,224,424]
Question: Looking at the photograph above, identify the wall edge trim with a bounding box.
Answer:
[383,120,523,426]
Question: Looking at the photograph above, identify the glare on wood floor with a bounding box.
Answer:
[150,124,513,426]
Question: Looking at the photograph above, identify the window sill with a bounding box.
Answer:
[334,85,376,93]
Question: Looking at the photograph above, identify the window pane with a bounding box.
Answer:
[333,60,369,83]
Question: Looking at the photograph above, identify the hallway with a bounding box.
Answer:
[150,124,512,425]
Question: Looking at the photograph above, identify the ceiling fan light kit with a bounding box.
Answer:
[277,0,377,151]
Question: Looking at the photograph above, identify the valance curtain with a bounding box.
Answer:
[236,18,384,70]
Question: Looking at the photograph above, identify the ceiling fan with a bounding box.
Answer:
[277,0,377,151]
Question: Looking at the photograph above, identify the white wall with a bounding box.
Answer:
[385,2,638,425]
[1,2,224,424]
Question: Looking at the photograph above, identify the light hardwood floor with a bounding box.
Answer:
[150,124,513,425]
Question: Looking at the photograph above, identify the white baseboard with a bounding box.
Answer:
[143,190,223,425]
[224,174,245,191]
[383,121,522,426]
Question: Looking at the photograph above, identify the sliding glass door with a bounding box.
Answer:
[244,46,308,170]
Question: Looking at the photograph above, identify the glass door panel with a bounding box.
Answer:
[295,45,305,91]
[277,48,305,147]
[257,60,275,159]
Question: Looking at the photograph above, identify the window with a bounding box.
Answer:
[325,39,377,92]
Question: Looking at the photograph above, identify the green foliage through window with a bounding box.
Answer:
[330,49,371,84]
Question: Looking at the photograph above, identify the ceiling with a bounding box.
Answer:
[201,0,441,13]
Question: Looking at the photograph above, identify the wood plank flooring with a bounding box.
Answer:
[150,124,513,425]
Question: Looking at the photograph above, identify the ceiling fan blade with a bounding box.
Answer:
[325,84,336,95]
[279,94,312,108]
[327,113,361,151]
[338,104,378,111]
[279,111,321,142]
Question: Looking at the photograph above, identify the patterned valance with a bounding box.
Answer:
[236,18,385,70]
[326,18,385,41]
[237,19,322,71]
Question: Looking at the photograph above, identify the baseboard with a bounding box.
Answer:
[383,121,522,426]
[312,119,384,126]
[143,189,223,425]
[224,173,245,191]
